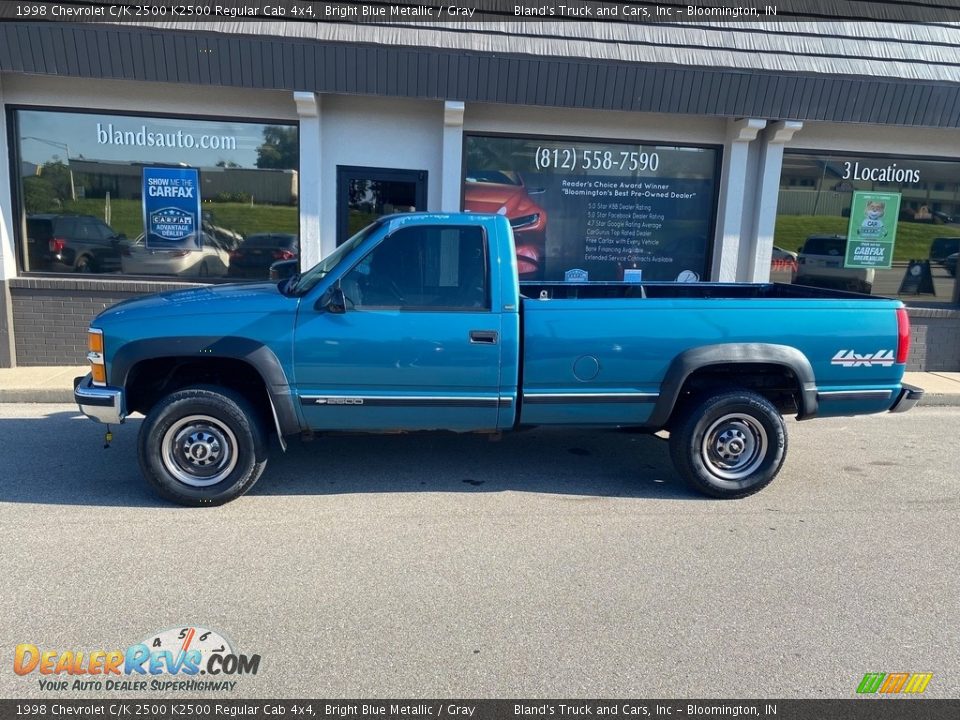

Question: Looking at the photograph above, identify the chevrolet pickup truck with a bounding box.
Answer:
[75,213,923,506]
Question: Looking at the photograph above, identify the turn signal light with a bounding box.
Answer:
[88,330,104,354]
[90,364,106,384]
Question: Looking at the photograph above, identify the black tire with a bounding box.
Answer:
[138,385,268,506]
[74,255,93,273]
[669,390,787,499]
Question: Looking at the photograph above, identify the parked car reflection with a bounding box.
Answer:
[228,233,299,279]
[945,252,958,278]
[121,231,232,278]
[26,213,125,273]
[929,237,960,267]
[792,234,874,294]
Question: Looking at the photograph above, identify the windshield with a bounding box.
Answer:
[288,221,383,295]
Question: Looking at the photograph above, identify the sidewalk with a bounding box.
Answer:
[1,366,959,406]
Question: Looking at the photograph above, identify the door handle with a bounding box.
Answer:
[469,330,498,345]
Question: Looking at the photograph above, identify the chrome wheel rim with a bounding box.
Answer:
[161,415,238,487]
[701,413,768,481]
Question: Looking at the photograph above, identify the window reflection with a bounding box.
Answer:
[777,152,960,305]
[17,110,299,281]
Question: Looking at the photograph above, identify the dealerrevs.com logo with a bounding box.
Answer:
[13,626,260,692]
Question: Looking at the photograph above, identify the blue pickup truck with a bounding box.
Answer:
[75,213,922,506]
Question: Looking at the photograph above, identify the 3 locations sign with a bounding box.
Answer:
[142,167,202,250]
[463,135,719,282]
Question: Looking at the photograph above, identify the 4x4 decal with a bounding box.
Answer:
[831,349,896,367]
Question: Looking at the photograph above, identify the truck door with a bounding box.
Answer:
[293,223,503,432]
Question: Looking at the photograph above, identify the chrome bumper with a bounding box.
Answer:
[889,383,924,413]
[74,373,125,424]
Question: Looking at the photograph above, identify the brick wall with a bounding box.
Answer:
[9,278,200,366]
[907,307,960,372]
[8,278,960,370]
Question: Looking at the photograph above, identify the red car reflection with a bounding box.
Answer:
[464,171,547,279]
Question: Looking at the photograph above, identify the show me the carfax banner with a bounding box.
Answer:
[142,167,203,251]
[2,699,958,719]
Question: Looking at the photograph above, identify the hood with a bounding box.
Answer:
[464,182,540,216]
[95,281,295,325]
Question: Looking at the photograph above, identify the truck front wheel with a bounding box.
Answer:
[138,386,268,506]
[669,390,786,499]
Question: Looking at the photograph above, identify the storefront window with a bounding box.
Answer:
[776,151,960,305]
[13,109,299,281]
[463,135,720,282]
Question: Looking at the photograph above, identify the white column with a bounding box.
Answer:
[440,101,465,212]
[294,91,324,265]
[0,75,18,366]
[744,121,804,282]
[711,118,766,282]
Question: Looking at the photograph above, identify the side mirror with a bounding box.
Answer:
[318,286,346,314]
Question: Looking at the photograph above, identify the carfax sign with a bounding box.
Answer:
[844,190,901,269]
[142,167,202,250]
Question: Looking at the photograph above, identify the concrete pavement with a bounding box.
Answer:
[1,403,958,698]
[1,365,959,406]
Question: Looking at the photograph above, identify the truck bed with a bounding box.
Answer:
[517,281,903,428]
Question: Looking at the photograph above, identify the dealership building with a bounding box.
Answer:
[1,5,959,369]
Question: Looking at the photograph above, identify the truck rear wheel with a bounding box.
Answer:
[138,386,268,506]
[669,390,786,499]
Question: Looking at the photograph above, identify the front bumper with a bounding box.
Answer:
[74,374,125,424]
[889,383,924,413]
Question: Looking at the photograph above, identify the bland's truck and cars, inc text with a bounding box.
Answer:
[74,213,922,506]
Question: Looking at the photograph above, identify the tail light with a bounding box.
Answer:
[272,249,295,260]
[49,238,66,253]
[896,307,911,364]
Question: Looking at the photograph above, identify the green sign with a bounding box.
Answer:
[844,191,901,269]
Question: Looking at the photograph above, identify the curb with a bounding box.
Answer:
[913,393,960,408]
[0,389,78,403]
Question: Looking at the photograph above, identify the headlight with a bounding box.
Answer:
[509,213,540,229]
[87,329,106,386]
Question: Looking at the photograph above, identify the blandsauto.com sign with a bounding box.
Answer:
[96,123,238,151]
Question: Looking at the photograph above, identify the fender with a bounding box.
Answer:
[110,336,301,439]
[647,343,819,428]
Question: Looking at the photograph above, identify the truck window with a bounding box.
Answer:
[342,225,488,310]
